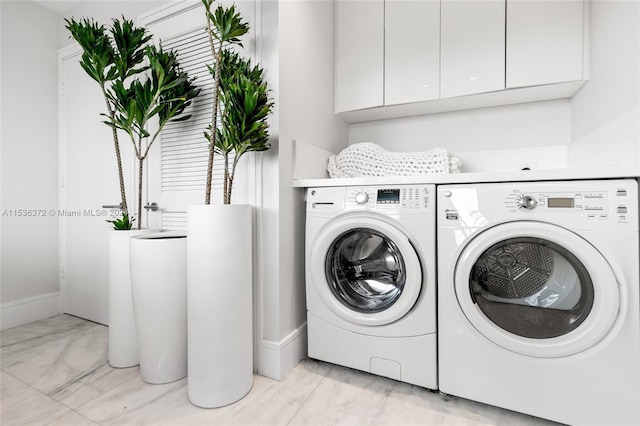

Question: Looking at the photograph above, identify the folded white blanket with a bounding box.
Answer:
[327,142,462,178]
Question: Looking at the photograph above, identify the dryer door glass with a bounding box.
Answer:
[326,228,406,313]
[470,237,594,338]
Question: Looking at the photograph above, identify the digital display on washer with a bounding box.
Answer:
[548,197,575,208]
[377,189,400,204]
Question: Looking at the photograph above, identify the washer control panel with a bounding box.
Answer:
[348,186,432,210]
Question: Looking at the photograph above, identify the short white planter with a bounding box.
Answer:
[108,228,154,368]
[187,204,253,408]
[130,231,187,384]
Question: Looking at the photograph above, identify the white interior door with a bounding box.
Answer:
[59,47,136,324]
[146,26,219,231]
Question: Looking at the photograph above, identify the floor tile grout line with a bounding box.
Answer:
[1,368,98,426]
[3,322,112,411]
[285,370,328,426]
[2,319,119,425]
[71,367,145,416]
[48,360,116,410]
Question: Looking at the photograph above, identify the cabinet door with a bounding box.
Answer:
[335,0,384,112]
[441,0,506,98]
[507,0,584,88]
[385,0,440,105]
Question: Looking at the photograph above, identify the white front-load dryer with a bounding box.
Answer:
[305,185,437,389]
[437,179,640,425]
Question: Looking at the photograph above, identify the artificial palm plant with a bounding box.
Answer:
[66,18,199,229]
[108,45,200,229]
[65,17,150,228]
[201,0,272,205]
[213,50,272,204]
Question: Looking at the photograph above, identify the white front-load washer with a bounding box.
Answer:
[438,179,640,425]
[305,184,437,389]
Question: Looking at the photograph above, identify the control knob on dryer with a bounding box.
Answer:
[354,191,369,205]
[516,194,538,210]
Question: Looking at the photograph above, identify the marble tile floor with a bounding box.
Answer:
[1,315,558,426]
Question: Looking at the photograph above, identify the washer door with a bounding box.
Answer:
[455,221,620,358]
[309,213,422,326]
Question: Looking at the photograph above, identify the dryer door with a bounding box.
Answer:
[455,221,620,358]
[309,213,422,326]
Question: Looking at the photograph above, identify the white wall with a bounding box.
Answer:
[349,100,572,171]
[254,0,282,376]
[1,1,61,328]
[349,99,572,153]
[278,0,349,341]
[256,0,348,379]
[570,0,640,170]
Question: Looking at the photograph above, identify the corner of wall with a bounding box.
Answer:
[257,322,307,380]
[569,0,640,172]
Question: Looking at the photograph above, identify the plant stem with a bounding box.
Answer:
[205,147,214,204]
[101,87,128,216]
[227,156,240,204]
[204,13,222,205]
[137,150,144,230]
[223,154,229,204]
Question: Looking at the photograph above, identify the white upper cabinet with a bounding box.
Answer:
[441,0,506,98]
[334,0,588,121]
[507,0,585,88]
[335,0,384,113]
[385,0,440,105]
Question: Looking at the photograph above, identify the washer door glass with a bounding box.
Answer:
[326,228,406,313]
[309,212,423,327]
[470,237,594,339]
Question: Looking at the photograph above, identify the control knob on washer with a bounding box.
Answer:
[354,192,369,205]
[516,194,538,210]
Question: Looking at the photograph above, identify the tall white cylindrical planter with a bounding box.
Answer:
[130,232,187,384]
[108,228,154,368]
[187,204,253,408]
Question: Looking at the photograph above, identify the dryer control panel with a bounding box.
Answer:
[504,188,635,223]
[438,179,638,230]
[506,190,610,213]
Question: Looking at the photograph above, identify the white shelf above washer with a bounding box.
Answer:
[294,165,640,189]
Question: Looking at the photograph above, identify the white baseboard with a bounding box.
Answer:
[258,322,308,380]
[1,292,62,331]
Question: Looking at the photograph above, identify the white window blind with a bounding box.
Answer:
[159,28,235,230]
